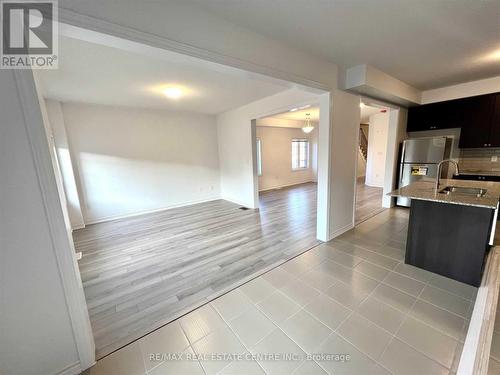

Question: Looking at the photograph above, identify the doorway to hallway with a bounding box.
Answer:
[355,102,390,225]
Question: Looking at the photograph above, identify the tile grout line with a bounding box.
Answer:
[324,254,473,322]
[227,273,350,374]
[326,266,397,374]
[245,270,345,373]
[376,278,429,366]
[332,236,477,302]
[374,277,463,372]
[176,315,208,375]
[289,248,468,371]
[210,302,271,375]
[317,248,469,372]
[328,243,476,306]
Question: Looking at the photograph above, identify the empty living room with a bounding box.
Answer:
[2,1,500,375]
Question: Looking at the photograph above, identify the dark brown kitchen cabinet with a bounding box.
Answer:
[407,92,500,149]
[458,94,496,148]
[407,101,458,132]
[488,94,500,147]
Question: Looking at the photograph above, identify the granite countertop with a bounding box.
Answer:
[388,179,500,209]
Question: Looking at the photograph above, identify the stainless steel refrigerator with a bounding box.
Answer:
[397,137,452,207]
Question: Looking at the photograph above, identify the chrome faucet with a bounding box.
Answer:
[435,159,459,190]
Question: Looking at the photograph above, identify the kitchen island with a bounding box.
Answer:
[389,179,500,286]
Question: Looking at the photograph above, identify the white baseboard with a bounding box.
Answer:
[71,223,85,231]
[364,181,383,188]
[83,196,220,225]
[330,223,354,239]
[259,180,316,192]
[54,361,83,375]
[220,196,257,209]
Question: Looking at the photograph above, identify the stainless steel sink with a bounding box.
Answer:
[438,186,487,197]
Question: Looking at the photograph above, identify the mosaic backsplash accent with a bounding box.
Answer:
[459,148,500,174]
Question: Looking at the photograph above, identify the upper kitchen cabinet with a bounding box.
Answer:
[407,92,500,149]
[458,94,496,148]
[407,100,462,132]
[488,94,500,147]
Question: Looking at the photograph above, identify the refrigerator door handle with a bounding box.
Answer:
[400,142,406,165]
[398,163,405,188]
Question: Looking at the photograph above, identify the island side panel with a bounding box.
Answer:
[406,199,493,287]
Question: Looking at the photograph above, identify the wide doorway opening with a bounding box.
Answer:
[33,31,328,359]
[255,105,321,257]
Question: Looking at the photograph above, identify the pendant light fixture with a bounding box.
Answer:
[302,112,314,134]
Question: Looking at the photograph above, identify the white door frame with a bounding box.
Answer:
[17,11,336,371]
[353,96,405,225]
[249,97,323,199]
[13,69,96,371]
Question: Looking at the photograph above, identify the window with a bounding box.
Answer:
[292,139,309,170]
[256,138,262,176]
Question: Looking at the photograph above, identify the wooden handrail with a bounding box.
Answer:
[359,128,368,159]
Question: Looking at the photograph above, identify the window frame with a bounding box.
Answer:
[291,138,310,171]
[256,138,263,176]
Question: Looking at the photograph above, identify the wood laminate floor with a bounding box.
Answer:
[355,179,386,225]
[75,183,320,358]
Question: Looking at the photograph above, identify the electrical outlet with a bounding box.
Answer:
[491,156,498,162]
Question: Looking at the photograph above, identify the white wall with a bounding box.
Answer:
[60,102,220,223]
[256,126,316,191]
[217,88,320,209]
[382,109,408,207]
[421,75,500,104]
[45,99,86,229]
[366,112,390,187]
[345,64,421,106]
[0,70,87,375]
[328,90,361,236]
[257,117,307,129]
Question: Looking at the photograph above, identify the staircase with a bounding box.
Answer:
[359,127,368,160]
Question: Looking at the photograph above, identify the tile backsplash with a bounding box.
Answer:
[459,148,500,173]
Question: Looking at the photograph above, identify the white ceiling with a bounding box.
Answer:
[257,106,319,128]
[360,105,385,123]
[274,106,320,121]
[35,36,290,114]
[259,104,383,126]
[187,0,500,90]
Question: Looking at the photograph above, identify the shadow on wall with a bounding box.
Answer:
[52,102,223,223]
[74,152,221,223]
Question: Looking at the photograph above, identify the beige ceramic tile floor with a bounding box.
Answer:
[488,296,500,374]
[84,209,478,375]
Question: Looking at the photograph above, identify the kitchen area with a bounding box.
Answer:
[389,91,500,374]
